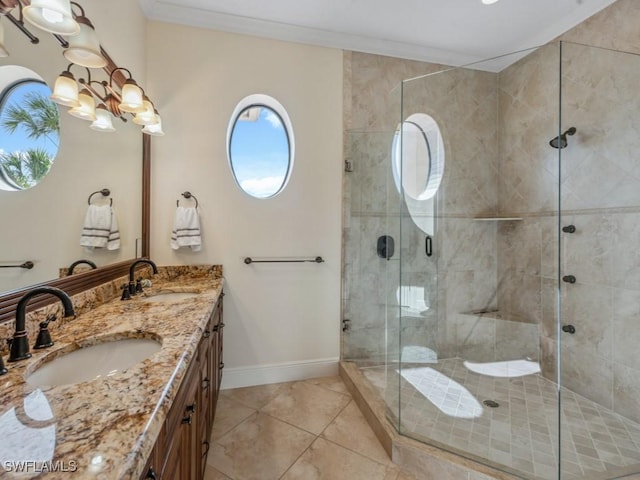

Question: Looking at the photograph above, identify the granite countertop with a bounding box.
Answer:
[0,270,224,479]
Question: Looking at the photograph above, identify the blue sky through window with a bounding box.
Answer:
[229,106,290,198]
[0,81,59,157]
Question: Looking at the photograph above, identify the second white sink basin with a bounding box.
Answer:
[26,337,162,387]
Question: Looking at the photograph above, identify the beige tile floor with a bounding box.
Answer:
[204,376,419,480]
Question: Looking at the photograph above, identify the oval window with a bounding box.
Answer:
[0,66,60,191]
[227,94,294,199]
[391,113,444,201]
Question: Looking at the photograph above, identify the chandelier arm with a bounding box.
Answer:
[53,33,68,48]
[78,79,106,103]
[69,1,85,18]
[5,10,39,44]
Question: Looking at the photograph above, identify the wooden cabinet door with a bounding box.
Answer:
[140,292,224,480]
[183,364,200,480]
[200,323,212,429]
[211,295,224,423]
[199,414,211,479]
[162,433,183,480]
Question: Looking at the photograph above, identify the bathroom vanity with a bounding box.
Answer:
[0,266,224,479]
[140,291,223,480]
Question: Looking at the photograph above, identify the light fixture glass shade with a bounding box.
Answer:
[133,98,158,126]
[142,115,164,136]
[68,88,96,121]
[50,71,80,107]
[23,0,80,35]
[63,20,106,68]
[90,105,115,132]
[0,17,8,58]
[118,79,144,113]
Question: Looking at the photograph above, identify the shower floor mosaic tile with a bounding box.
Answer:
[361,359,640,480]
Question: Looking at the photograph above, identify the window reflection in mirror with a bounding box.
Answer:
[0,69,59,191]
[227,95,294,199]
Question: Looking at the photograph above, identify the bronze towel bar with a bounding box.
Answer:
[244,257,324,264]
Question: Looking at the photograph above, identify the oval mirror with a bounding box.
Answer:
[227,94,294,199]
[0,66,60,191]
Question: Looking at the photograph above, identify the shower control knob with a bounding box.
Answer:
[562,275,577,284]
[562,225,576,233]
[562,324,576,334]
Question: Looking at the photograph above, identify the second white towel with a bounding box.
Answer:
[170,206,201,251]
[80,204,120,250]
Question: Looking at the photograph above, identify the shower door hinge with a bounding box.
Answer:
[344,159,353,172]
[342,319,351,332]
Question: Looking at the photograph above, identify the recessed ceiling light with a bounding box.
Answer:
[482,0,500,4]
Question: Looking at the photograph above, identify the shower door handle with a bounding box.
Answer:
[425,236,433,257]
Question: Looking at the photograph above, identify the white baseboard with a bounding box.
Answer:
[220,357,340,390]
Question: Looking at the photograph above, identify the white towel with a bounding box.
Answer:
[170,206,201,251]
[80,205,121,250]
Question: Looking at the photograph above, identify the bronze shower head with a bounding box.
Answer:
[549,127,577,149]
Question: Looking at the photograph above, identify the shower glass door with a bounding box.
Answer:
[396,61,505,457]
[558,40,640,479]
[396,45,564,479]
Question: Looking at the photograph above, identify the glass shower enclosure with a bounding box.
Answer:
[342,41,640,480]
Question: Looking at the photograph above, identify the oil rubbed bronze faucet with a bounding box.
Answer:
[66,259,98,275]
[9,286,75,362]
[128,259,158,295]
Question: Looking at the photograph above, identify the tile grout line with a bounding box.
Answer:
[256,381,353,436]
[316,395,397,470]
[214,379,394,479]
[277,436,317,480]
[208,404,258,445]
[208,408,259,445]
[274,381,354,480]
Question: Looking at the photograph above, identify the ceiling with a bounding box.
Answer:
[139,0,617,71]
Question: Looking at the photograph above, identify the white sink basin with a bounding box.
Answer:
[139,291,200,303]
[26,337,162,387]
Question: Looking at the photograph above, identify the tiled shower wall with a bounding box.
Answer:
[342,53,444,362]
[342,0,640,422]
[496,0,640,423]
[342,53,503,363]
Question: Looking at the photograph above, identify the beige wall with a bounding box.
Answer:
[0,0,145,292]
[146,23,343,386]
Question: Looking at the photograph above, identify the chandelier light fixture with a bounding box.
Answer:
[0,0,164,135]
[62,2,105,68]
[23,0,79,36]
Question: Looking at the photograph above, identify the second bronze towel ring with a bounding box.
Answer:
[177,191,199,208]
[88,188,112,206]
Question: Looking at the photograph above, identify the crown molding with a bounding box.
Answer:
[139,0,616,73]
[139,0,492,70]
